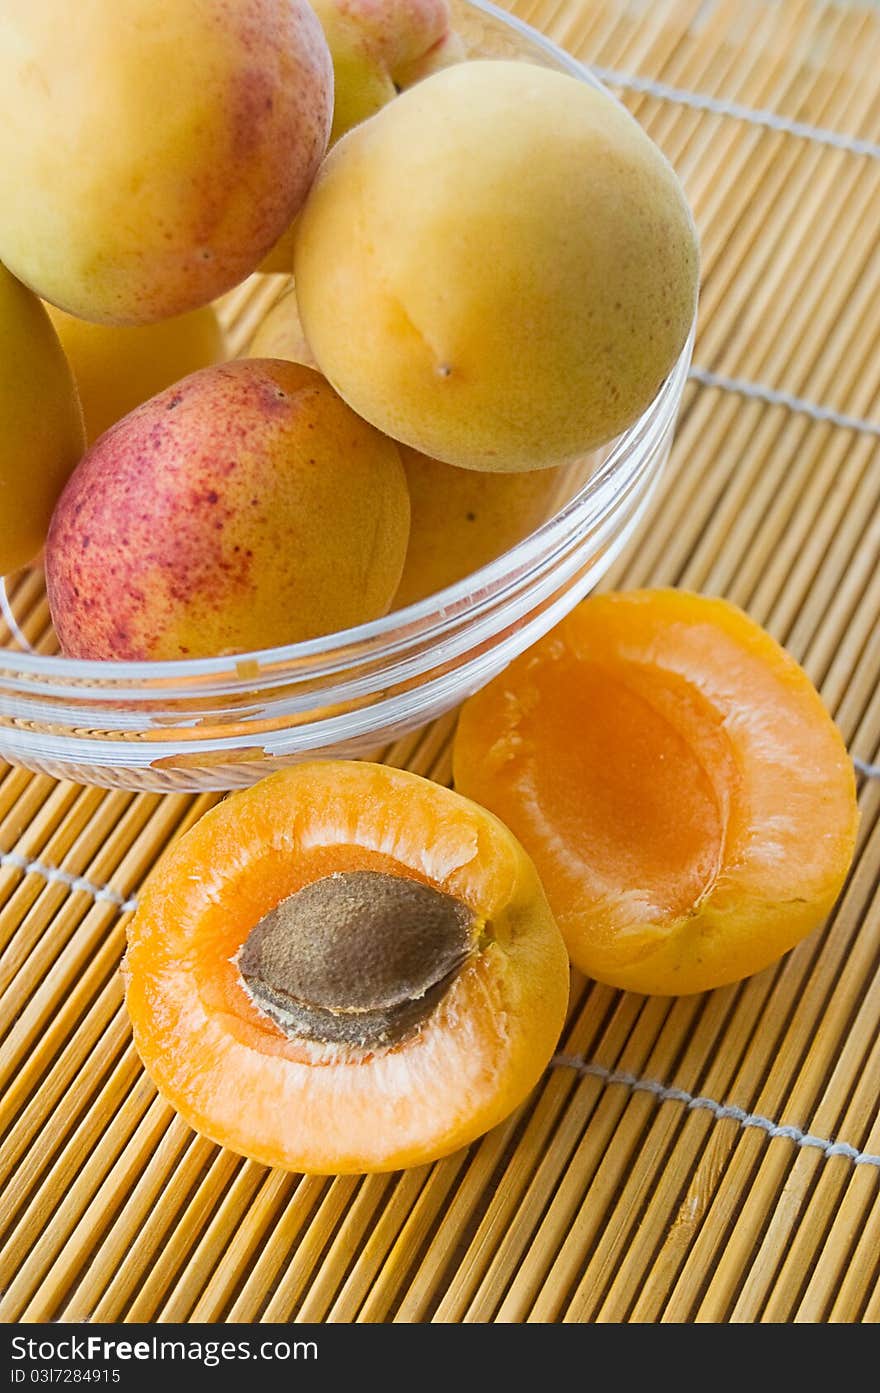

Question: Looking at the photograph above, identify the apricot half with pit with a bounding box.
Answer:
[453,589,859,996]
[123,760,570,1174]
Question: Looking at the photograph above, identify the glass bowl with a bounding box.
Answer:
[0,0,695,792]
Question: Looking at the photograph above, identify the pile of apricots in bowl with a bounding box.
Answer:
[1,0,699,657]
[0,0,859,1175]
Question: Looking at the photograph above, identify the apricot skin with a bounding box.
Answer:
[295,61,699,471]
[123,760,571,1174]
[246,286,317,367]
[45,360,410,660]
[394,445,563,607]
[0,265,85,575]
[453,590,859,996]
[0,0,333,324]
[46,303,226,445]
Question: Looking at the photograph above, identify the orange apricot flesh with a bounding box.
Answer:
[123,760,570,1174]
[453,589,859,996]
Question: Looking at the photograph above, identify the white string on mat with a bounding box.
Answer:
[590,65,880,161]
[854,756,880,779]
[552,1055,880,1169]
[0,848,138,913]
[688,367,880,437]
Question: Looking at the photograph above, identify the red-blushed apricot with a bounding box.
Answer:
[123,760,570,1174]
[453,589,859,996]
[45,360,410,660]
[0,0,333,324]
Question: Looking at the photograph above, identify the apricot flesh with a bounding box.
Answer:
[46,302,226,445]
[295,60,699,472]
[453,589,859,996]
[0,264,85,575]
[45,360,410,660]
[123,760,570,1174]
[0,0,333,323]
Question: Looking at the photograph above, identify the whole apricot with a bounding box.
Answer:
[295,60,699,471]
[124,760,570,1173]
[0,0,333,324]
[45,360,410,660]
[454,590,859,996]
[46,303,226,445]
[0,264,85,575]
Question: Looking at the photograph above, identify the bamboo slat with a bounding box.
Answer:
[1,0,878,1324]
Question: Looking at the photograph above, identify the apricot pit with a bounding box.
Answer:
[239,870,474,1047]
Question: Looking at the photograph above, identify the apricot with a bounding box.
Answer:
[0,0,333,324]
[294,60,699,472]
[0,264,85,575]
[314,0,456,143]
[453,590,859,996]
[46,303,226,445]
[394,446,563,607]
[123,760,570,1174]
[45,360,410,660]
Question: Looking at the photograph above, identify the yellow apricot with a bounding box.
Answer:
[394,446,563,607]
[0,264,85,574]
[295,61,699,472]
[246,287,317,367]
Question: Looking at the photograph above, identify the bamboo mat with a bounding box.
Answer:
[1,0,879,1326]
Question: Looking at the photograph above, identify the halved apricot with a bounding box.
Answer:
[453,589,859,996]
[123,760,569,1174]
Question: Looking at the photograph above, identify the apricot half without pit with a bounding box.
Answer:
[453,589,860,996]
